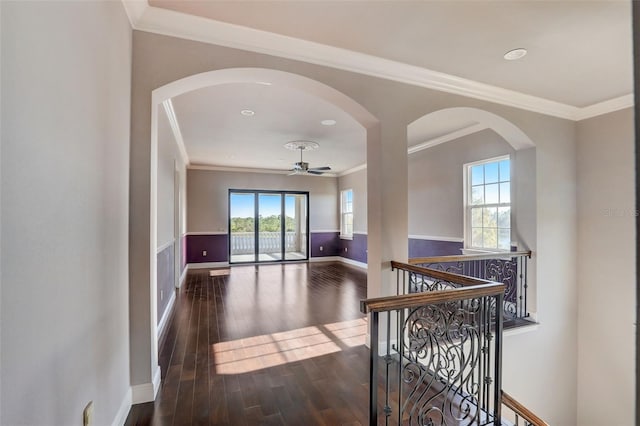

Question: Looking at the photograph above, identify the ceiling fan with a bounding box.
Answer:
[284,140,331,176]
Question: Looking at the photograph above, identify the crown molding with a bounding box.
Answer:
[122,1,633,122]
[338,163,368,177]
[408,123,488,155]
[188,164,337,177]
[573,94,634,121]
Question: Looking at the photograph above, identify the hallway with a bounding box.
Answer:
[125,262,369,425]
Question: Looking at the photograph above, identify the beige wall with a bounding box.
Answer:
[131,30,578,423]
[1,2,132,424]
[187,168,338,232]
[338,168,367,233]
[576,107,635,426]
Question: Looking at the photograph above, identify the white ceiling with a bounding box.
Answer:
[171,83,366,173]
[138,0,634,172]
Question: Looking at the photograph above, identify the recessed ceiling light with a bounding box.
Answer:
[321,119,337,126]
[240,109,255,116]
[503,48,527,61]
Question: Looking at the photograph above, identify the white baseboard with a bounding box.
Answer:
[187,261,229,269]
[157,290,176,340]
[340,257,368,270]
[110,387,132,426]
[178,266,188,288]
[309,256,342,263]
[309,255,368,269]
[131,366,161,404]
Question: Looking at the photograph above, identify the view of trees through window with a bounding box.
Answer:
[230,215,297,232]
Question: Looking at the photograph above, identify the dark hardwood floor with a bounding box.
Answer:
[125,262,369,426]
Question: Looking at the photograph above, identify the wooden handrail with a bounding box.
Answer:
[360,282,505,313]
[409,250,532,265]
[390,261,490,287]
[501,390,549,426]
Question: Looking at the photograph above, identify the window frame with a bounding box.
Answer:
[340,188,354,240]
[463,155,512,252]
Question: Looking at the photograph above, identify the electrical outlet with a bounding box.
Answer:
[319,246,323,251]
[345,247,348,252]
[83,401,93,426]
[202,250,207,256]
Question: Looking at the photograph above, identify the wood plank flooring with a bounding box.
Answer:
[125,262,369,426]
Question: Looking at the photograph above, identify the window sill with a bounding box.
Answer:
[339,235,353,240]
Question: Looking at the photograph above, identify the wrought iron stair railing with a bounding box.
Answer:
[408,251,532,327]
[360,262,547,426]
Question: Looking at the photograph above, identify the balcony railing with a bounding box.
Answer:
[360,261,548,425]
[230,231,307,254]
[362,262,505,425]
[408,251,532,326]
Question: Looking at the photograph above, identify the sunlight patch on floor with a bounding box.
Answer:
[212,318,367,374]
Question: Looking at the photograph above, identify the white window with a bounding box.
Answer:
[340,189,353,238]
[465,156,511,250]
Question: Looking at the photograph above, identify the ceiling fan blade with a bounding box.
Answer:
[307,170,324,175]
[308,166,331,171]
[288,170,299,176]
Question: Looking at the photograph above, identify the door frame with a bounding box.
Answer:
[228,189,310,264]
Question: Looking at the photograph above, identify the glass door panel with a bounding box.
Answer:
[258,193,283,261]
[285,193,308,260]
[229,192,256,263]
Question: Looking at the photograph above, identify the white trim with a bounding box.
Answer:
[310,229,340,233]
[309,256,342,263]
[408,234,464,243]
[110,388,132,426]
[162,99,190,165]
[574,94,634,121]
[188,163,337,177]
[178,266,188,288]
[353,231,368,236]
[188,261,230,269]
[120,1,632,121]
[131,365,161,404]
[339,234,353,240]
[340,257,368,270]
[309,256,368,270]
[408,123,488,155]
[338,163,367,177]
[157,290,176,339]
[185,231,227,236]
[156,239,174,254]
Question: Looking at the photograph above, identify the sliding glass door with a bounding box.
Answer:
[229,190,309,263]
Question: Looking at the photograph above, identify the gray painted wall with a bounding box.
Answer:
[187,168,339,232]
[576,107,635,425]
[338,168,367,233]
[407,128,536,247]
[131,31,578,424]
[1,2,132,424]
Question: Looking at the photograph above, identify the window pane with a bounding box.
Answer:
[485,184,499,204]
[471,165,484,185]
[498,228,511,250]
[483,207,497,227]
[498,207,510,228]
[500,182,510,203]
[485,162,499,184]
[347,190,353,203]
[471,186,484,205]
[499,160,510,182]
[471,207,483,227]
[472,227,483,247]
[483,228,497,248]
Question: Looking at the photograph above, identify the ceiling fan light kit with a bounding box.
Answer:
[284,140,331,176]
